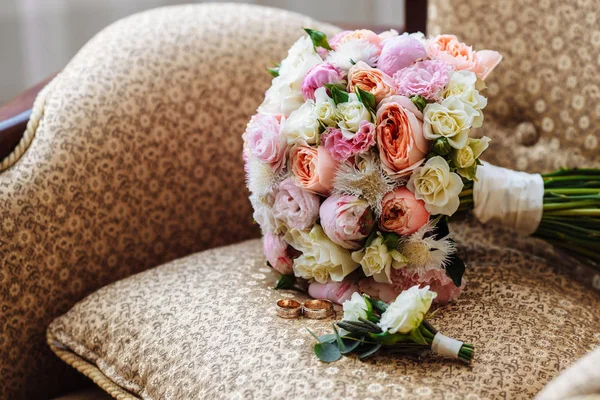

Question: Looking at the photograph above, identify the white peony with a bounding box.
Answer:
[285,225,359,283]
[326,39,379,71]
[378,285,437,334]
[442,71,487,127]
[423,96,473,149]
[336,93,372,137]
[249,192,285,235]
[281,100,320,145]
[407,156,464,216]
[258,36,323,116]
[314,87,338,126]
[351,233,407,283]
[342,292,370,322]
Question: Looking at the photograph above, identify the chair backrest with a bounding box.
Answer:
[0,4,338,398]
[428,0,600,172]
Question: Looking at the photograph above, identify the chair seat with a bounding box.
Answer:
[47,220,600,399]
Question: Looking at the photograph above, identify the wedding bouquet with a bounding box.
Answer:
[244,27,503,305]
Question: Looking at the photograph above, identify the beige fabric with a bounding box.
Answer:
[48,220,600,400]
[428,0,600,173]
[0,4,338,398]
[51,388,114,400]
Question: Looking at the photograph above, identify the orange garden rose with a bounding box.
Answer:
[290,145,337,196]
[380,187,430,235]
[376,95,428,177]
[348,61,397,103]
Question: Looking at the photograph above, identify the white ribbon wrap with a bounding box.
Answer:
[431,333,463,359]
[473,163,544,236]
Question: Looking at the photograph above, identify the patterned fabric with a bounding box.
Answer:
[428,0,600,173]
[0,4,338,399]
[48,220,600,400]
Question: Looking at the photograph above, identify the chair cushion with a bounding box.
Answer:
[48,221,600,400]
[0,4,338,398]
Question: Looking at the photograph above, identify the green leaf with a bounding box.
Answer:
[444,250,466,287]
[411,95,427,112]
[364,230,379,248]
[409,326,429,345]
[340,338,361,354]
[382,232,401,251]
[267,66,280,77]
[337,320,379,334]
[318,333,337,344]
[358,342,382,359]
[314,342,342,362]
[358,317,383,333]
[369,298,389,314]
[307,328,321,343]
[332,324,346,352]
[274,274,295,290]
[433,137,452,156]
[303,28,332,50]
[355,86,376,112]
[324,84,349,105]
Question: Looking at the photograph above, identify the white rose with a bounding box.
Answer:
[442,71,487,127]
[259,36,323,116]
[423,96,473,149]
[281,100,320,145]
[336,93,372,137]
[407,156,464,216]
[285,225,359,283]
[314,87,338,126]
[351,234,406,283]
[249,193,285,235]
[378,285,437,334]
[326,39,380,71]
[342,292,369,322]
[452,136,491,179]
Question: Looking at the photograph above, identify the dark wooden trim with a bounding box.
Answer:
[405,0,428,34]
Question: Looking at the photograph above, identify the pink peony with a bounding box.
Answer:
[329,30,352,49]
[380,187,430,235]
[302,63,344,100]
[244,113,287,170]
[377,35,428,77]
[428,34,502,81]
[391,268,464,304]
[394,60,453,101]
[263,232,294,275]
[320,194,375,250]
[272,177,320,230]
[308,280,359,305]
[330,29,382,50]
[321,122,376,161]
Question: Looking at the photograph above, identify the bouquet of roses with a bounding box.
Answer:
[244,27,504,305]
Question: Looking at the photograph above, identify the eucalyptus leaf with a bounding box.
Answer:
[340,338,361,354]
[318,333,337,344]
[332,324,346,352]
[304,28,332,50]
[358,342,382,359]
[314,342,342,362]
[274,274,295,290]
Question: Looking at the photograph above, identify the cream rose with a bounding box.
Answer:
[351,233,407,283]
[423,96,473,149]
[452,136,491,179]
[378,285,437,334]
[442,71,487,128]
[342,292,370,322]
[336,93,372,136]
[314,87,338,126]
[281,100,320,145]
[285,225,359,283]
[407,156,464,216]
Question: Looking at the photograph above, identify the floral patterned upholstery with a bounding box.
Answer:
[0,4,337,398]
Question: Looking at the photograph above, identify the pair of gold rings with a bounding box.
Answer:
[276,299,333,320]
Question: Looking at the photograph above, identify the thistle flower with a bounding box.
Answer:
[399,220,456,272]
[333,152,398,217]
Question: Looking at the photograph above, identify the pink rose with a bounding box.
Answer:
[320,194,375,250]
[263,232,294,275]
[244,113,287,170]
[272,177,320,230]
[380,187,430,235]
[428,34,502,80]
[330,29,382,50]
[377,35,428,77]
[290,145,337,196]
[308,280,359,305]
[347,61,396,104]
[321,122,376,161]
[376,95,428,177]
[302,63,344,101]
[394,60,452,101]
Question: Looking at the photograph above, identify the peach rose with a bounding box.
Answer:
[348,61,396,104]
[290,145,337,196]
[428,35,502,81]
[376,95,428,177]
[380,187,430,235]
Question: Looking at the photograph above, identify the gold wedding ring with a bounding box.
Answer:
[276,299,302,319]
[302,299,333,319]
